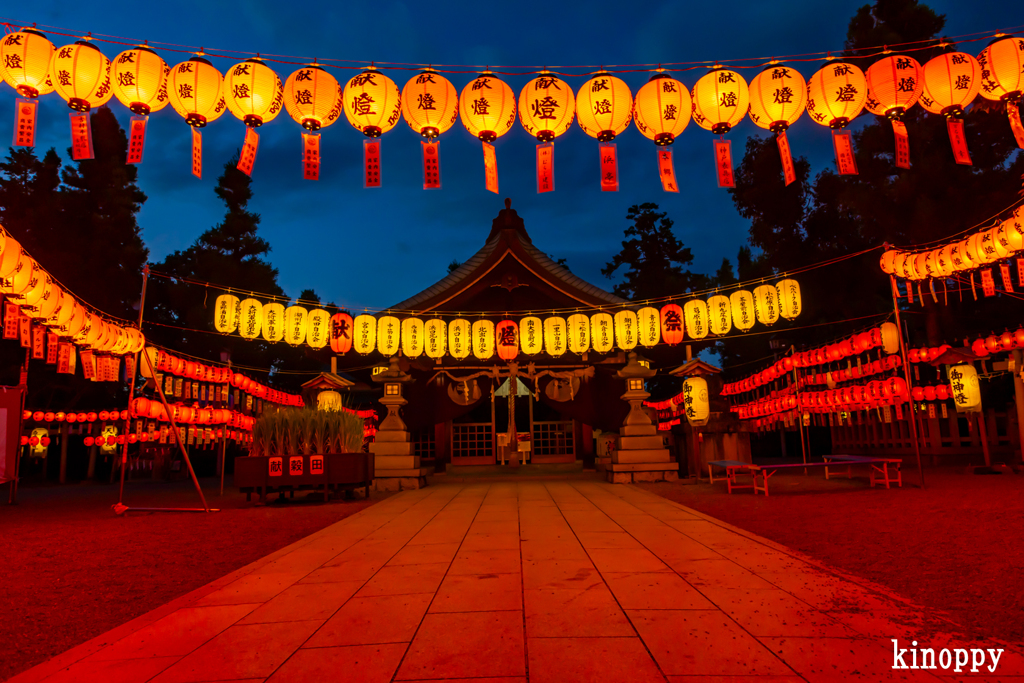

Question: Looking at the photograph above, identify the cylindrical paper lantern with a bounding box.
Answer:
[472,319,494,360]
[353,314,377,354]
[567,313,591,354]
[865,55,923,118]
[167,56,225,127]
[776,279,802,320]
[225,58,284,127]
[377,315,400,357]
[343,69,401,137]
[402,317,424,358]
[50,41,113,111]
[660,304,684,345]
[460,72,517,141]
[284,65,343,130]
[590,312,614,353]
[576,72,632,141]
[448,318,470,360]
[306,308,330,349]
[237,298,262,340]
[748,63,806,131]
[519,72,575,141]
[330,312,353,353]
[213,294,240,334]
[806,62,867,128]
[111,46,170,115]
[920,52,982,116]
[683,377,710,426]
[633,74,690,145]
[691,69,749,133]
[753,285,780,326]
[730,290,755,332]
[707,295,732,336]
[424,318,446,359]
[684,300,709,339]
[948,363,981,412]
[496,320,519,361]
[402,69,458,138]
[520,316,543,355]
[637,307,661,347]
[1,29,55,98]
[613,310,638,350]
[544,316,567,356]
[262,302,285,343]
[284,305,308,346]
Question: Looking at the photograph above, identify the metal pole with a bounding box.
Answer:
[118,265,149,506]
[11,347,30,504]
[1012,349,1024,468]
[889,273,926,488]
[792,352,808,474]
[219,432,227,496]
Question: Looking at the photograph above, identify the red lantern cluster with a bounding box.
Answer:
[731,377,910,420]
[151,348,303,406]
[129,397,255,430]
[963,328,1024,358]
[23,408,130,422]
[801,354,903,387]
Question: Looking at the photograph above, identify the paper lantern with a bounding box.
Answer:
[225,58,284,127]
[865,55,923,118]
[948,363,981,412]
[707,295,732,336]
[284,65,343,130]
[520,316,543,355]
[920,52,982,116]
[262,302,285,343]
[576,72,632,141]
[343,69,401,137]
[753,285,780,326]
[401,69,458,139]
[353,314,377,354]
[684,300,709,339]
[376,315,400,357]
[306,308,330,349]
[471,319,495,360]
[424,318,447,359]
[776,279,802,320]
[284,305,308,346]
[612,310,638,350]
[691,69,749,134]
[730,290,755,331]
[329,312,353,353]
[496,320,519,361]
[1,29,55,97]
[806,62,867,128]
[977,36,1024,102]
[633,74,690,145]
[544,316,568,356]
[567,313,591,354]
[318,390,343,411]
[637,307,660,347]
[167,57,225,127]
[402,317,424,358]
[234,298,261,340]
[981,227,1010,261]
[111,46,169,115]
[449,318,471,360]
[50,41,113,111]
[590,312,614,353]
[996,218,1024,252]
[660,304,684,345]
[459,72,516,141]
[519,72,575,141]
[213,294,240,334]
[682,377,710,426]
[747,64,806,131]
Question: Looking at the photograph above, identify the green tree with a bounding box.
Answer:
[0,147,62,253]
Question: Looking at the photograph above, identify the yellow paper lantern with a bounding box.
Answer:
[34,280,61,321]
[567,313,591,354]
[576,72,632,141]
[753,285,780,326]
[402,317,424,358]
[682,376,710,426]
[306,309,330,349]
[238,298,263,340]
[980,227,1009,262]
[284,65,343,130]
[637,307,660,347]
[977,36,1024,102]
[865,55,923,118]
[225,58,284,127]
[111,46,170,115]
[284,305,308,346]
[544,316,567,356]
[1,29,55,98]
[318,390,343,411]
[472,319,494,360]
[683,300,709,339]
[518,72,575,142]
[50,41,113,112]
[707,295,732,336]
[920,52,982,116]
[0,251,35,296]
[880,322,900,355]
[776,279,802,321]
[633,74,690,145]
[520,316,543,355]
[806,62,867,128]
[691,69,749,134]
[168,56,226,127]
[996,218,1024,252]
[377,315,400,356]
[213,294,240,334]
[948,363,981,413]
[344,69,401,137]
[747,64,806,132]
[402,69,458,139]
[10,268,46,308]
[353,314,377,354]
[459,71,516,141]
[590,312,614,353]
[936,245,956,276]
[449,318,471,360]
[424,318,447,359]
[613,310,638,350]
[262,302,285,343]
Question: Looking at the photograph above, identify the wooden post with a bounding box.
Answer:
[976,411,993,468]
[118,265,148,506]
[888,273,926,487]
[58,422,69,484]
[1013,350,1024,467]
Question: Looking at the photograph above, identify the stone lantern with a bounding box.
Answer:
[370,356,430,490]
[606,352,677,484]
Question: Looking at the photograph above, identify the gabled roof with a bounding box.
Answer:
[669,359,722,377]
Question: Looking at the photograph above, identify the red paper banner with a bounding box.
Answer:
[600,142,618,192]
[81,349,95,380]
[832,130,858,175]
[536,143,554,193]
[3,302,18,340]
[1007,102,1024,150]
[482,142,499,194]
[892,120,910,169]
[980,268,995,297]
[127,115,147,164]
[906,281,913,304]
[302,133,320,181]
[57,344,71,374]
[46,332,58,364]
[125,355,135,380]
[69,112,94,161]
[422,140,441,189]
[31,324,44,359]
[14,98,37,148]
[1018,257,1024,288]
[237,128,259,176]
[714,139,734,187]
[192,128,202,178]
[364,139,381,188]
[1000,262,1014,292]
[946,118,971,165]
[657,148,679,192]
[895,403,903,420]
[19,313,30,348]
[777,131,796,186]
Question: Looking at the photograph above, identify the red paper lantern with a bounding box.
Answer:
[984,334,1001,353]
[920,52,981,117]
[127,434,137,444]
[99,410,110,421]
[44,412,54,422]
[93,436,104,446]
[923,386,937,401]
[86,412,97,422]
[865,55,923,119]
[660,304,685,345]
[32,411,43,421]
[41,436,51,446]
[495,320,519,361]
[971,337,988,356]
[999,331,1015,351]
[83,436,94,446]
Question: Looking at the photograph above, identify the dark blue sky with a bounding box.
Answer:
[3,1,1019,312]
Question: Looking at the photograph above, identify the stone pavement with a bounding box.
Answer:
[11,480,1022,682]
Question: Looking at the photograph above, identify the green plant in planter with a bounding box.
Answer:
[249,407,364,456]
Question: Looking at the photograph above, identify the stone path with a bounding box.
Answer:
[11,481,1022,682]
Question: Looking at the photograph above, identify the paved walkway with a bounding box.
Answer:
[12,481,1022,682]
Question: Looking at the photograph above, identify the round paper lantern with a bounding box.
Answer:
[284,305,308,346]
[377,315,400,356]
[920,52,982,117]
[401,317,424,358]
[660,304,685,344]
[880,322,900,355]
[753,285,780,326]
[806,62,867,128]
[880,250,897,274]
[306,308,330,349]
[237,298,262,340]
[612,310,638,350]
[948,363,981,412]
[1,29,55,98]
[168,56,225,127]
[111,46,169,115]
[425,318,447,359]
[747,63,806,131]
[262,302,285,343]
[633,74,690,145]
[448,318,471,360]
[496,320,519,361]
[683,300,709,339]
[567,313,591,354]
[1,252,35,297]
[225,58,284,127]
[317,390,343,411]
[590,312,614,353]
[996,219,1024,253]
[519,72,575,142]
[707,295,732,336]
[977,36,1024,102]
[459,72,516,142]
[776,279,802,320]
[544,316,567,356]
[214,294,240,334]
[471,319,495,360]
[520,316,543,355]
[682,377,710,426]
[865,55,923,118]
[576,72,632,141]
[284,65,343,130]
[691,68,749,134]
[355,314,377,353]
[343,69,401,137]
[50,41,113,112]
[329,312,353,353]
[401,69,458,139]
[981,227,1009,261]
[637,307,661,347]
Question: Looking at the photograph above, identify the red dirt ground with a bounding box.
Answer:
[0,479,384,682]
[639,465,1024,645]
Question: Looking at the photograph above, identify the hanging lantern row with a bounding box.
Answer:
[800,353,903,388]
[969,328,1024,357]
[129,397,255,429]
[23,409,127,422]
[731,376,911,420]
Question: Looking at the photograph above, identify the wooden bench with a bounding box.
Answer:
[822,454,903,489]
[707,460,759,494]
[710,456,903,497]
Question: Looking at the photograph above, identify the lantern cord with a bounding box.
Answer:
[886,196,1024,251]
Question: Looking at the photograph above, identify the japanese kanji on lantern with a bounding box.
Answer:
[237,298,262,340]
[111,46,169,165]
[51,41,114,161]
[402,69,458,189]
[344,69,401,188]
[2,29,55,148]
[683,299,709,339]
[682,377,710,426]
[613,309,637,350]
[691,68,748,188]
[459,71,516,194]
[660,304,684,345]
[637,306,660,347]
[730,290,755,332]
[306,308,330,349]
[519,72,575,193]
[472,319,494,360]
[262,302,285,342]
[576,72,632,191]
[748,63,806,185]
[567,313,590,354]
[402,317,424,358]
[353,314,376,354]
[544,316,567,356]
[590,312,614,353]
[330,312,353,353]
[865,55,922,168]
[633,73,689,192]
[977,36,1024,149]
[167,55,226,178]
[448,318,470,360]
[496,320,519,361]
[707,294,732,336]
[948,363,981,412]
[424,318,446,359]
[920,51,981,164]
[807,61,866,175]
[776,279,801,320]
[284,64,343,181]
[377,315,400,356]
[213,294,239,334]
[284,305,307,345]
[225,58,284,176]
[520,315,543,355]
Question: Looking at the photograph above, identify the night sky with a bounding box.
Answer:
[2,1,1019,313]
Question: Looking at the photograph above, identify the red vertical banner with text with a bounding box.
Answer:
[3,302,18,339]
[302,133,320,180]
[946,118,971,165]
[1006,102,1024,149]
[1000,262,1014,292]
[46,332,58,364]
[364,139,381,188]
[14,98,37,147]
[19,314,30,348]
[192,128,203,178]
[892,120,910,169]
[980,268,995,297]
[714,139,734,188]
[127,115,147,164]
[1018,257,1024,288]
[237,128,259,176]
[657,148,678,192]
[422,140,441,189]
[776,131,796,186]
[832,130,858,175]
[482,142,499,194]
[57,343,71,374]
[81,350,95,380]
[70,112,94,161]
[536,143,554,193]
[599,142,618,192]
[31,324,44,359]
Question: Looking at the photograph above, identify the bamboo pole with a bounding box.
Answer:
[1012,349,1024,468]
[888,273,925,487]
[118,265,149,506]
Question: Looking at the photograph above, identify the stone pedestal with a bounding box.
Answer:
[607,353,678,484]
[370,357,431,491]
